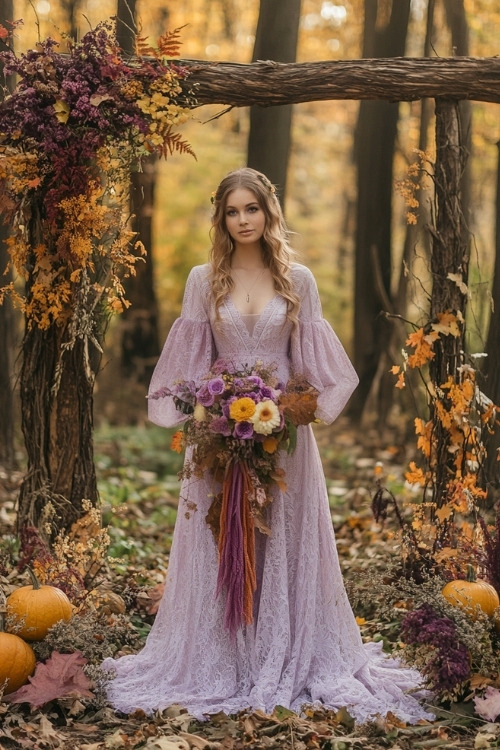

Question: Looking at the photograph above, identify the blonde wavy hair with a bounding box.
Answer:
[209,168,300,325]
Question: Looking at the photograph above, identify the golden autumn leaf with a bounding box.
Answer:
[406,328,439,368]
[431,311,461,338]
[405,461,427,487]
[435,504,454,523]
[434,546,457,562]
[395,372,406,389]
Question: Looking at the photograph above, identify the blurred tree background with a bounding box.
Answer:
[3,0,500,440]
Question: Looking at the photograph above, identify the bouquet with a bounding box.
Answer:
[149,358,318,634]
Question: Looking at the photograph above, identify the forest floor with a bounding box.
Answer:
[0,419,497,750]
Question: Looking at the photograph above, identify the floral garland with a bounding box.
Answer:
[0,20,195,334]
[150,359,318,634]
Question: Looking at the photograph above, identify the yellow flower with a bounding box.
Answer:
[229,397,256,422]
[251,400,281,435]
[194,403,207,422]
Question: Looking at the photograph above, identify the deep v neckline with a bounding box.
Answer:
[225,293,280,342]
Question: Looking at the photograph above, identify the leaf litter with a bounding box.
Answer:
[0,422,498,748]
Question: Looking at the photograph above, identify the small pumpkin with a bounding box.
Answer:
[442,565,500,619]
[6,568,73,641]
[0,612,36,695]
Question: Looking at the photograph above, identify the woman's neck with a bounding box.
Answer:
[231,244,266,269]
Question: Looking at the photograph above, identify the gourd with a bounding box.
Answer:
[442,566,500,619]
[6,568,73,641]
[0,612,36,695]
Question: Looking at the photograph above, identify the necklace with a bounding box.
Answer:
[231,267,267,303]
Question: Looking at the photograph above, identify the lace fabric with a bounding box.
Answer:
[103,263,434,723]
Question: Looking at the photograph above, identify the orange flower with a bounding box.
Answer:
[229,397,256,422]
[170,430,185,453]
[262,436,278,454]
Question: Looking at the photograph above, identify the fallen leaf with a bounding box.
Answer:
[144,737,190,750]
[105,729,128,749]
[5,650,93,708]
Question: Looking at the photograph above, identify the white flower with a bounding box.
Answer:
[250,399,281,435]
[193,403,207,422]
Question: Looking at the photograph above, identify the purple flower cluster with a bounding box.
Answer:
[401,604,470,693]
[0,21,188,226]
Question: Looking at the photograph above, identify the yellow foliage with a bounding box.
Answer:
[415,418,432,458]
[405,461,427,487]
[405,328,439,368]
[431,310,463,338]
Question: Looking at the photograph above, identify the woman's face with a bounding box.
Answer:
[224,188,266,247]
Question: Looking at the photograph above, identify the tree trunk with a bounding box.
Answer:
[0,0,16,468]
[483,142,500,489]
[361,0,436,434]
[247,0,302,203]
[116,0,161,387]
[60,0,81,41]
[121,164,160,384]
[17,207,99,539]
[443,0,472,236]
[351,0,411,422]
[428,99,469,508]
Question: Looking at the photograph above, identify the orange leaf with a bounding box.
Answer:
[431,311,462,338]
[435,504,454,523]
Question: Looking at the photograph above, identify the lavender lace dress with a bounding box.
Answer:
[103,263,432,723]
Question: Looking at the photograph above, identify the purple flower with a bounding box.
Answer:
[207,377,225,396]
[247,375,264,388]
[196,384,215,407]
[427,644,470,692]
[260,385,275,399]
[401,604,471,692]
[234,421,254,439]
[209,416,231,436]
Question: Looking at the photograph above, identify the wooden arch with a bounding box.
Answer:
[179,54,499,508]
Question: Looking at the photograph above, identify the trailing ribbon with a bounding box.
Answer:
[216,460,256,636]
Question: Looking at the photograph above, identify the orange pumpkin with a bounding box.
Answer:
[6,568,73,641]
[442,566,500,619]
[0,613,36,695]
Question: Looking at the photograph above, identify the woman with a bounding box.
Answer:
[103,168,432,723]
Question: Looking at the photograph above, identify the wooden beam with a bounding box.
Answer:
[179,56,500,106]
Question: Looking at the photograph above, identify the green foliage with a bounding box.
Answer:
[95,423,182,562]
